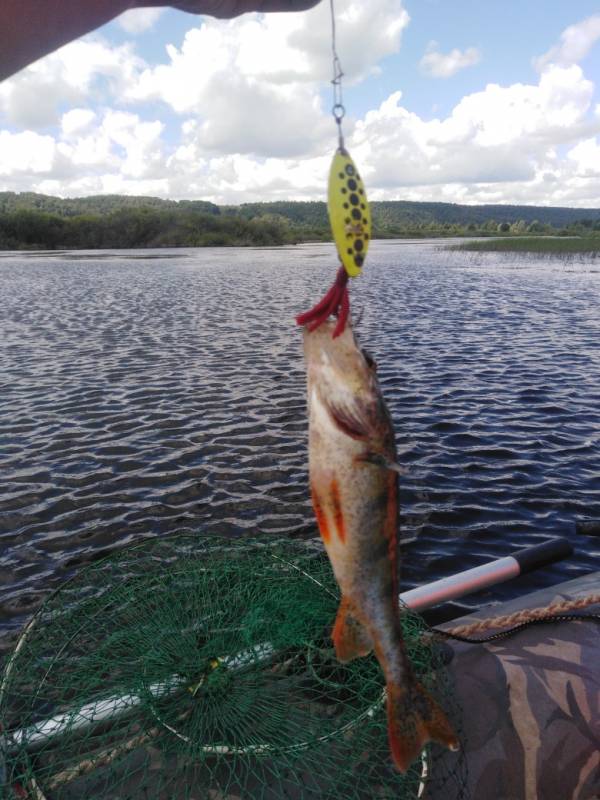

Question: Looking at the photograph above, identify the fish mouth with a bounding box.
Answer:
[303,320,376,375]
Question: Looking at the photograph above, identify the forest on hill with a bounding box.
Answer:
[1,192,599,250]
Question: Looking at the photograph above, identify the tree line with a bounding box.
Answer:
[0,207,295,249]
[0,192,598,250]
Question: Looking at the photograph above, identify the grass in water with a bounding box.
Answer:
[449,237,600,256]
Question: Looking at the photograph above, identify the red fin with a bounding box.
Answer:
[332,598,373,662]
[386,681,459,773]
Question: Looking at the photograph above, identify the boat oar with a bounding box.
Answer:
[401,537,573,613]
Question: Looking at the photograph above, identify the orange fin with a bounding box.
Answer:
[386,681,459,773]
[332,598,373,662]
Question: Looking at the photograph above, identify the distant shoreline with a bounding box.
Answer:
[3,233,600,254]
[0,232,515,252]
[1,191,598,251]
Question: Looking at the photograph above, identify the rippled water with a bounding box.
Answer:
[1,241,599,652]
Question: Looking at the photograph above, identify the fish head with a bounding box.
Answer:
[302,319,375,401]
[302,318,393,449]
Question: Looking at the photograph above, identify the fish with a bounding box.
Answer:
[302,318,458,773]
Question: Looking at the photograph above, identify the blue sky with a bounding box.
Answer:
[354,1,600,118]
[1,1,599,206]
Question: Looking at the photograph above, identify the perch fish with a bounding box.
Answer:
[303,319,458,772]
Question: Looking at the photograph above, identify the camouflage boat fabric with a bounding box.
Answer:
[430,573,600,800]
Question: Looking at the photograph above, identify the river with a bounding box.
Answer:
[1,240,599,653]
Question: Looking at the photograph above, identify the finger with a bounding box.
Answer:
[165,0,321,18]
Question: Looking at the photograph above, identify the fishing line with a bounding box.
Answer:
[329,0,345,149]
[296,0,372,336]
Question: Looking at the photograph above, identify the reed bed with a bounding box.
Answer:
[448,237,600,256]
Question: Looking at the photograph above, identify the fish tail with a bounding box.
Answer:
[386,680,459,773]
[331,597,373,662]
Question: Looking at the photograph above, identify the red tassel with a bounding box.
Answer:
[296,266,350,338]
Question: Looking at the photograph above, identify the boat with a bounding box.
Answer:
[430,570,600,799]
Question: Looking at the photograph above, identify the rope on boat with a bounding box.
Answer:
[438,592,600,643]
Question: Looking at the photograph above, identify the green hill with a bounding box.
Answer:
[0,192,598,250]
[0,192,220,217]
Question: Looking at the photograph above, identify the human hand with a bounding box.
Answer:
[0,0,322,81]
[149,1,322,17]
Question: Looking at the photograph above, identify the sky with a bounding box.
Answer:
[1,0,599,207]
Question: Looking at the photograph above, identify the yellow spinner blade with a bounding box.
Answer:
[327,149,371,278]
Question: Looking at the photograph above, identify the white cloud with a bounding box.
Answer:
[4,58,598,207]
[0,3,599,208]
[101,111,165,178]
[0,2,410,196]
[127,0,409,101]
[346,63,600,206]
[0,131,57,176]
[116,8,166,34]
[164,149,327,204]
[0,2,408,158]
[535,14,600,71]
[0,40,145,129]
[61,109,97,137]
[281,0,410,83]
[124,1,408,156]
[0,110,164,187]
[188,78,331,157]
[448,65,594,147]
[3,56,600,207]
[567,137,600,177]
[420,41,481,78]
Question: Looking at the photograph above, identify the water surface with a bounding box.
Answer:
[1,241,599,651]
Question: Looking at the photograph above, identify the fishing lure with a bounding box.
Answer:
[296,0,371,338]
[328,149,371,279]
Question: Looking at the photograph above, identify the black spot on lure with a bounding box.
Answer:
[328,149,371,278]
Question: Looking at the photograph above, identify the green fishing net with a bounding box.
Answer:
[0,535,467,799]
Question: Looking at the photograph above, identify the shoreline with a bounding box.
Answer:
[3,233,599,253]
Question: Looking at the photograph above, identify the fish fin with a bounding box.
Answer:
[356,451,408,475]
[325,399,372,440]
[386,681,459,773]
[332,598,373,662]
